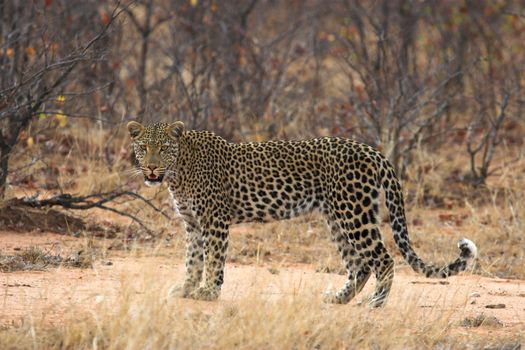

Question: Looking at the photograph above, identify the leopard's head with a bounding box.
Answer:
[127,121,185,187]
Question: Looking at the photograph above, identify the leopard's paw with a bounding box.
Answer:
[357,294,387,308]
[189,286,220,301]
[323,289,345,304]
[168,281,198,299]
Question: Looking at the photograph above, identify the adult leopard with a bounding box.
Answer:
[127,121,477,307]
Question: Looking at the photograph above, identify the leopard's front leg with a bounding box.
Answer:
[189,210,230,301]
[178,215,204,298]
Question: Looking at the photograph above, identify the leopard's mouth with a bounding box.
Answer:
[144,173,164,186]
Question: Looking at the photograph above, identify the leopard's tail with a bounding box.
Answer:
[380,158,477,278]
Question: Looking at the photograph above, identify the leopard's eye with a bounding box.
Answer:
[160,144,169,151]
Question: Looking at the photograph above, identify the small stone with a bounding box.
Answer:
[469,292,481,298]
[485,303,506,309]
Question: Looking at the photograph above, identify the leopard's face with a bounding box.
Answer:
[127,121,185,187]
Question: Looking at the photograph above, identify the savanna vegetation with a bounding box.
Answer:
[0,0,524,348]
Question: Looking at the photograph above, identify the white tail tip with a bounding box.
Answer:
[458,238,478,259]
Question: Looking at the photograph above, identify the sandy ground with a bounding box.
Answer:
[1,231,524,336]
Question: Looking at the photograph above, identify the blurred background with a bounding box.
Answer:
[2,0,524,191]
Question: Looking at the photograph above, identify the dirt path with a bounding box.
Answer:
[1,232,524,335]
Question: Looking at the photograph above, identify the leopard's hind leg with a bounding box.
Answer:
[365,233,394,308]
[322,203,371,304]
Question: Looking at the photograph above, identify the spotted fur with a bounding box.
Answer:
[128,121,477,306]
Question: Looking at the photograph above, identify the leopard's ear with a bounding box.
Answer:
[167,121,185,140]
[127,121,145,139]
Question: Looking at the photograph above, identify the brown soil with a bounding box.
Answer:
[0,199,87,234]
[1,232,524,337]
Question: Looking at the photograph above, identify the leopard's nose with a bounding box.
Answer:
[147,164,157,172]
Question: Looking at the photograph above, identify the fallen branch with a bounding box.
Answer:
[20,191,170,235]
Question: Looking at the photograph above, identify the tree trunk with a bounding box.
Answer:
[0,110,32,200]
[0,142,10,200]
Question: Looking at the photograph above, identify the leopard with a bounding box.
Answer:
[127,120,477,307]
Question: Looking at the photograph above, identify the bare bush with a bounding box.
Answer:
[466,89,510,186]
[328,1,460,174]
[322,1,524,177]
[0,0,120,199]
[117,0,323,140]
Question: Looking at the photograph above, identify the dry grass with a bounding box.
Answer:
[0,246,94,272]
[0,265,521,350]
